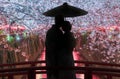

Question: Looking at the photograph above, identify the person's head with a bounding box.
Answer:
[55,15,64,27]
[62,21,72,32]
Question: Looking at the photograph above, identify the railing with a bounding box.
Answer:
[0,61,120,79]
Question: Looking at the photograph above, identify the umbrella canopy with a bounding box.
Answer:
[43,2,88,17]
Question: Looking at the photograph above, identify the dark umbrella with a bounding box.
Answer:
[43,2,88,17]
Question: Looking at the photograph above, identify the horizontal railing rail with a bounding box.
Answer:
[0,60,120,67]
[0,61,120,79]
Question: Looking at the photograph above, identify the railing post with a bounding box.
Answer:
[107,75,112,79]
[84,68,92,79]
[27,63,36,79]
[8,75,14,79]
[28,70,36,79]
[84,63,92,79]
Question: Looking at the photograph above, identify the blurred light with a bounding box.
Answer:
[16,34,21,41]
[6,34,14,42]
[23,32,27,38]
[118,34,120,38]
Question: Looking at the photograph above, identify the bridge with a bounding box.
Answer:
[0,61,120,79]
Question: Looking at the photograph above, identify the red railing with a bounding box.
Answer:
[0,61,120,79]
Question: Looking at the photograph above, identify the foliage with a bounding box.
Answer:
[0,33,43,64]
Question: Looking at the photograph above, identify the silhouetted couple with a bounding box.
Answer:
[45,16,76,79]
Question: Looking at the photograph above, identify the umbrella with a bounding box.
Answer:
[43,2,88,17]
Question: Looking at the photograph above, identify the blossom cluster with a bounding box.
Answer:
[74,26,120,63]
[0,0,120,28]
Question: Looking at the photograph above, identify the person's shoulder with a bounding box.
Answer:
[47,25,55,30]
[52,24,55,26]
[46,25,57,33]
[66,32,73,35]
[71,32,74,35]
[68,32,74,37]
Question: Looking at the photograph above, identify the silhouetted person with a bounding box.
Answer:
[45,15,64,79]
[58,21,76,79]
